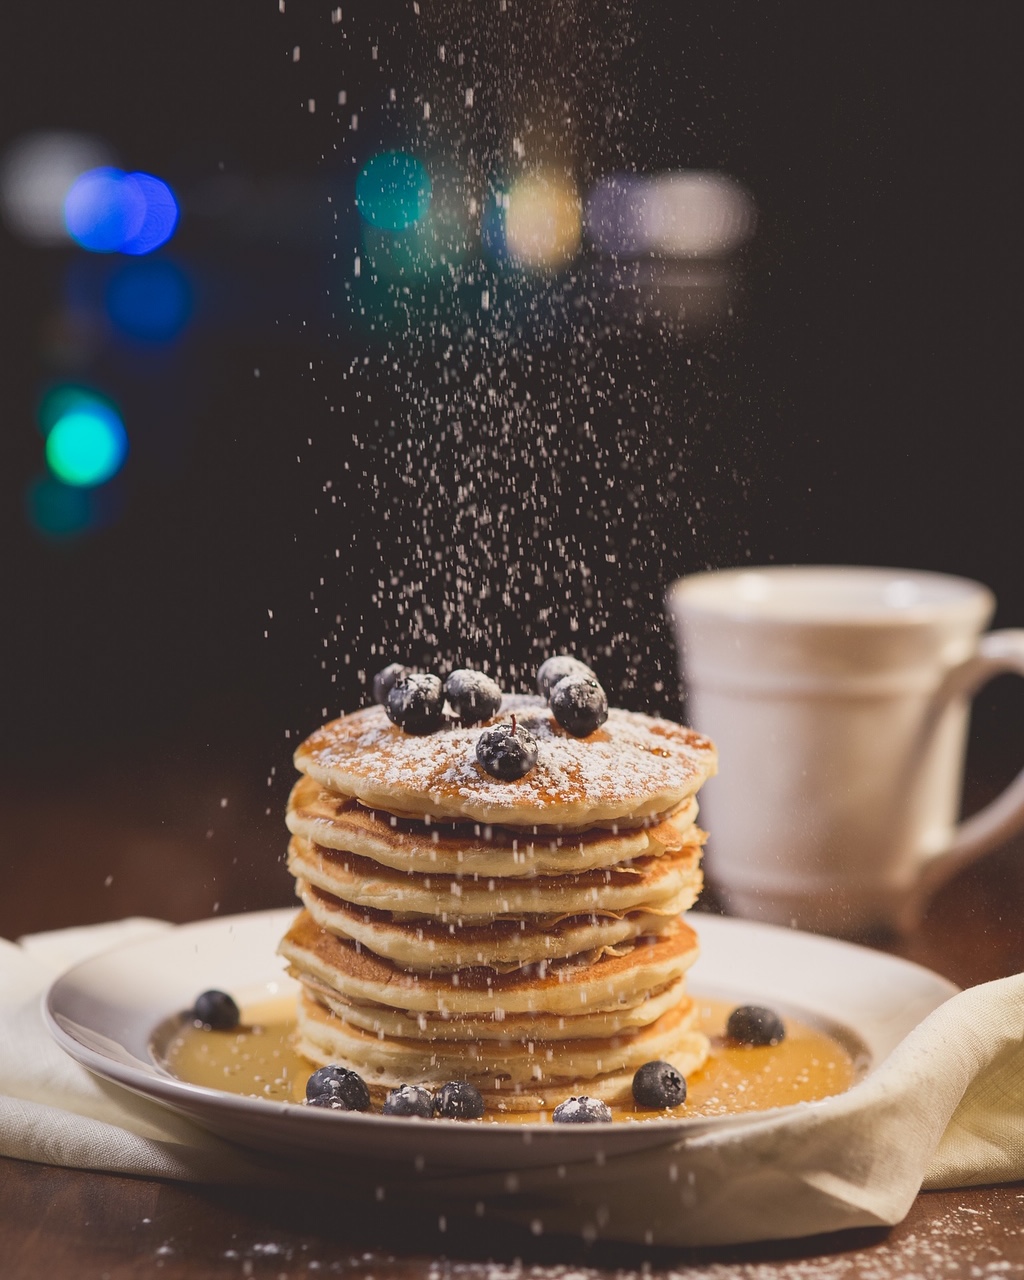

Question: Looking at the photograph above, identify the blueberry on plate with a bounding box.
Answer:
[306,1092,348,1110]
[191,989,240,1031]
[632,1060,687,1110]
[536,655,597,701]
[551,1095,612,1124]
[444,669,502,724]
[386,673,445,734]
[433,1080,485,1120]
[305,1065,371,1111]
[550,675,609,737]
[726,1004,786,1047]
[373,662,409,706]
[476,718,539,780]
[383,1084,435,1118]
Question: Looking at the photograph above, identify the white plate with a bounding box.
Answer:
[44,908,958,1173]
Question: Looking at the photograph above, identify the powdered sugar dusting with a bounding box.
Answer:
[295,695,716,824]
[226,1192,1022,1277]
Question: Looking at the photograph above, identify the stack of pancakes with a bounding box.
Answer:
[278,693,717,1113]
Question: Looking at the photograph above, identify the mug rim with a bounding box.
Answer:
[667,564,995,628]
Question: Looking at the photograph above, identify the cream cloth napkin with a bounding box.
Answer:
[3,918,1023,1247]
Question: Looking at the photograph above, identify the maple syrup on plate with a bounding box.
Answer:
[157,995,862,1123]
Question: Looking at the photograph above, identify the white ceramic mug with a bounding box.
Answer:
[666,565,1024,936]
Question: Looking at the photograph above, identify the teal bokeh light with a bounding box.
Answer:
[355,152,432,232]
[45,404,128,487]
[26,475,94,539]
[38,384,117,435]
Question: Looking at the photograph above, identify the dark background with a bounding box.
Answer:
[2,1,1022,932]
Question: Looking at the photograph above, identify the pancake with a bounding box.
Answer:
[296,881,684,970]
[278,908,701,1016]
[295,989,709,1108]
[294,695,717,827]
[287,835,704,921]
[286,775,701,877]
[300,972,690,1041]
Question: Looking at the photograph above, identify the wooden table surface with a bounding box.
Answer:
[2,745,1024,1279]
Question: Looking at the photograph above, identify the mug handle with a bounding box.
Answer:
[918,628,1024,898]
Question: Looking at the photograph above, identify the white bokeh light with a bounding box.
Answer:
[586,170,755,259]
[0,131,116,245]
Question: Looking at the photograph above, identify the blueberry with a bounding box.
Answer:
[382,1084,435,1118]
[444,669,502,724]
[191,989,240,1031]
[726,1004,786,1047]
[552,1095,612,1124]
[632,1060,687,1110]
[306,1092,348,1110]
[476,719,539,780]
[373,662,409,706]
[550,675,609,737]
[433,1080,485,1120]
[305,1065,371,1111]
[536,655,597,701]
[385,673,445,734]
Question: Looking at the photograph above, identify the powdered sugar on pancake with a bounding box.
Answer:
[294,695,716,826]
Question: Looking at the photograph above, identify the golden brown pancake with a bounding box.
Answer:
[301,972,691,1041]
[286,834,704,921]
[285,775,701,877]
[295,881,684,970]
[278,908,701,1016]
[294,695,717,826]
[295,989,709,1109]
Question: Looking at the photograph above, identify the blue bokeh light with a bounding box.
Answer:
[64,167,144,251]
[106,258,192,341]
[355,152,432,232]
[120,172,179,254]
[64,167,178,254]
